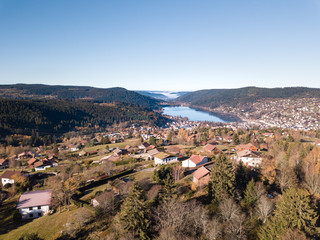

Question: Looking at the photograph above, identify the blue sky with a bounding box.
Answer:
[0,0,320,91]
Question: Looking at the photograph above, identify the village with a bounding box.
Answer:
[211,97,320,131]
[1,116,320,239]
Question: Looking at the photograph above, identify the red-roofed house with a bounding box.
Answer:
[28,158,39,166]
[203,144,221,154]
[182,155,208,168]
[235,143,258,152]
[192,166,210,186]
[17,190,52,220]
[236,150,262,168]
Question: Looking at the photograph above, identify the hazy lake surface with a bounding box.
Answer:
[163,106,227,122]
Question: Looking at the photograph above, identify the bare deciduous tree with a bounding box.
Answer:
[224,212,247,240]
[172,165,184,182]
[154,199,206,239]
[303,159,320,195]
[95,191,115,216]
[203,218,222,240]
[255,196,274,223]
[218,198,247,240]
[276,166,297,193]
[218,198,241,223]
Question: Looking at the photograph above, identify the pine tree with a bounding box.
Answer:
[119,183,150,239]
[258,188,320,240]
[235,162,250,195]
[53,141,59,154]
[149,136,156,146]
[241,179,258,210]
[209,155,235,204]
[232,133,240,145]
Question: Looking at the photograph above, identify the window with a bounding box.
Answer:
[29,213,33,218]
[38,206,41,209]
[38,212,42,217]
[29,207,33,211]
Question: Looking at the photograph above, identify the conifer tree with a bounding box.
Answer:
[235,162,250,195]
[209,155,235,204]
[119,183,150,239]
[233,133,240,145]
[258,188,319,240]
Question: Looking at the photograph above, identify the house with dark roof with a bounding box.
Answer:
[1,170,28,186]
[182,155,208,168]
[0,159,8,169]
[34,159,58,171]
[17,190,52,220]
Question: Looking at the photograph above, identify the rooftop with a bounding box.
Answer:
[189,155,206,164]
[17,190,52,209]
[192,166,210,180]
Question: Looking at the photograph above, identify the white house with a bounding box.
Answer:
[154,152,178,165]
[1,170,28,186]
[236,150,262,168]
[34,160,58,171]
[17,190,52,220]
[182,155,208,168]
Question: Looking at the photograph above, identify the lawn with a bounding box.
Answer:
[83,138,140,152]
[80,183,112,202]
[0,205,86,240]
[125,170,154,182]
[0,196,20,236]
[79,169,154,202]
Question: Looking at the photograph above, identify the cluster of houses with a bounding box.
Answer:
[0,128,267,222]
[27,157,58,171]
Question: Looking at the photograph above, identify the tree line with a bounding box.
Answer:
[0,99,168,137]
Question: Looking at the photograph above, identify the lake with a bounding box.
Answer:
[163,106,227,122]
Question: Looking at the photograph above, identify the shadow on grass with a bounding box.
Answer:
[0,198,34,235]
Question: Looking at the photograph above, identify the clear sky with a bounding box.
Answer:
[0,0,320,91]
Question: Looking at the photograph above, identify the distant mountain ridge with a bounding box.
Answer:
[136,90,189,101]
[0,84,159,108]
[176,87,320,108]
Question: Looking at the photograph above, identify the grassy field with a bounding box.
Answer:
[125,170,154,181]
[79,169,154,202]
[83,138,141,152]
[0,205,86,240]
[80,183,112,202]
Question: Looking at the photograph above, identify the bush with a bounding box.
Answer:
[13,210,22,223]
[19,233,44,240]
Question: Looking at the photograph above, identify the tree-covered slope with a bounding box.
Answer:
[0,84,160,108]
[0,99,168,136]
[177,87,320,108]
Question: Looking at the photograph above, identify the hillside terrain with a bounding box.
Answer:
[177,87,320,108]
[0,99,167,137]
[175,87,320,129]
[0,84,159,109]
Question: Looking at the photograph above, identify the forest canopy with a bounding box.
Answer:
[0,98,168,137]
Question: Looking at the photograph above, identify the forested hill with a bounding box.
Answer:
[0,84,159,108]
[176,87,320,108]
[0,99,168,137]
